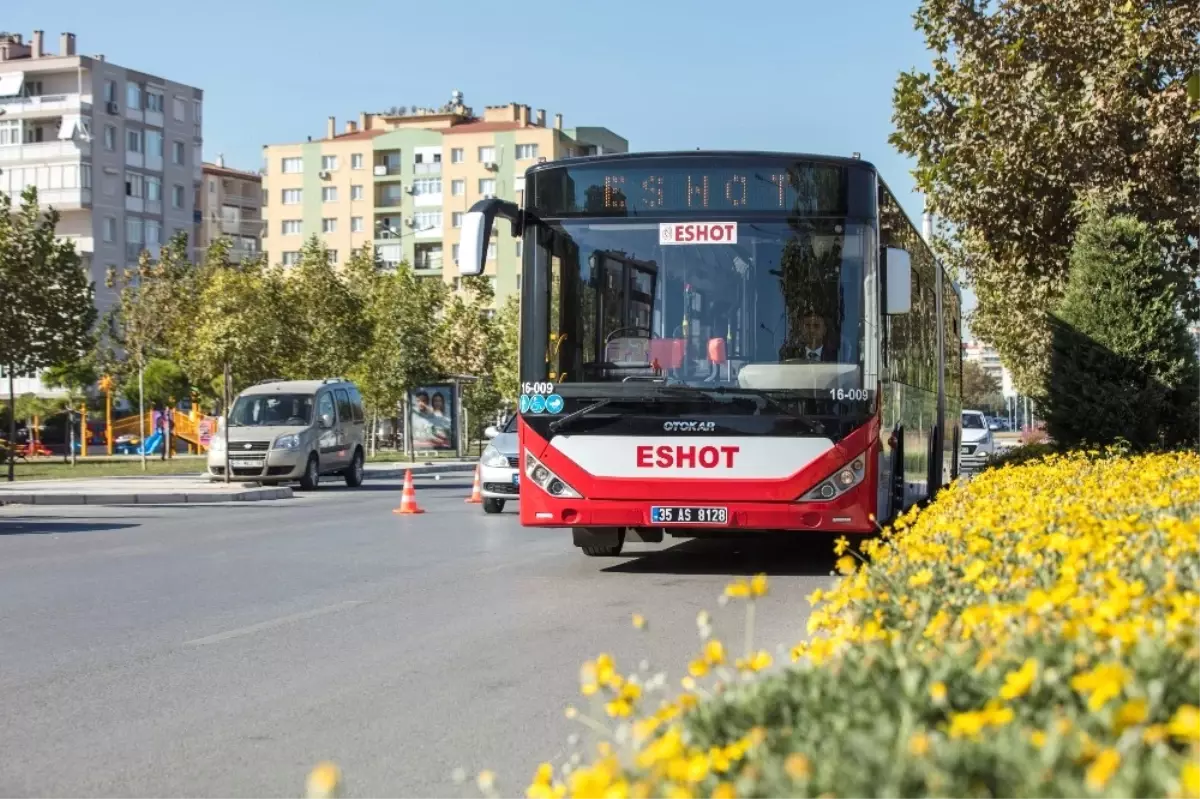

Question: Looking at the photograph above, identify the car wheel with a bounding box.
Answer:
[298,454,320,491]
[483,497,505,514]
[343,449,364,488]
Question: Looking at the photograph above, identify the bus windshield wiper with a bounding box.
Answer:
[548,399,613,433]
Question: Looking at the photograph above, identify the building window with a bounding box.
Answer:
[145,220,162,247]
[450,148,464,164]
[322,218,337,233]
[351,217,364,233]
[479,178,496,196]
[173,97,186,121]
[209,179,216,193]
[452,212,463,228]
[350,185,364,201]
[126,82,142,111]
[351,153,364,170]
[146,176,162,201]
[411,177,441,196]
[145,92,164,113]
[282,220,302,235]
[282,189,302,205]
[487,241,497,261]
[126,128,143,153]
[327,250,338,265]
[281,251,300,266]
[125,173,144,198]
[172,184,185,208]
[516,143,538,160]
[478,146,496,163]
[146,129,163,156]
[103,125,116,151]
[413,211,442,230]
[450,179,465,197]
[321,155,338,171]
[103,216,117,243]
[516,240,523,258]
[193,100,202,123]
[321,187,338,203]
[452,243,460,262]
[126,217,143,244]
[104,80,116,103]
[194,144,202,168]
[172,140,185,165]
[281,157,302,173]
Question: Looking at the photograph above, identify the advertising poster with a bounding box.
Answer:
[409,384,457,452]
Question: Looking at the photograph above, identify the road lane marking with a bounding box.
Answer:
[183,600,366,647]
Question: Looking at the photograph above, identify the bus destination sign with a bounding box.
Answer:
[529,160,856,218]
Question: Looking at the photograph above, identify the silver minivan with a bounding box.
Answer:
[207,378,366,490]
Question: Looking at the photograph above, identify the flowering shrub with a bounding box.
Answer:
[527,451,1200,798]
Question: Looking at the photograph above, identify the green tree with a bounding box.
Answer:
[0,187,96,480]
[343,248,444,438]
[434,276,503,445]
[492,293,520,409]
[139,358,191,407]
[285,236,368,379]
[891,0,1200,394]
[962,360,1004,414]
[1042,205,1200,450]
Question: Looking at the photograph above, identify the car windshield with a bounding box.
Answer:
[527,219,868,398]
[962,413,986,430]
[502,415,518,434]
[230,394,315,427]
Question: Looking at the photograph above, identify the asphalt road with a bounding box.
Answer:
[0,475,840,798]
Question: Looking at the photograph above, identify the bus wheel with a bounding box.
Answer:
[573,527,625,557]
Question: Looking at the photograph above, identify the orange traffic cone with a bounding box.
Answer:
[465,465,483,504]
[393,469,425,515]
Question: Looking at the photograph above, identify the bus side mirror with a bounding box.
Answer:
[885,247,911,314]
[459,198,523,277]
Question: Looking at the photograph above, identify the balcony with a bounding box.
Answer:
[31,187,91,209]
[375,194,404,209]
[373,163,403,178]
[0,92,91,118]
[224,193,259,208]
[219,218,264,236]
[413,162,441,175]
[0,140,90,164]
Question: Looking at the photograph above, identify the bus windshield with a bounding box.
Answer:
[526,219,868,398]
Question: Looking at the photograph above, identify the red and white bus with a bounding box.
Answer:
[460,152,962,556]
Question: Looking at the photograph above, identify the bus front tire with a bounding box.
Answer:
[574,527,625,557]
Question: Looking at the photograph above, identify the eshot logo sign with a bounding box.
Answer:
[659,222,738,246]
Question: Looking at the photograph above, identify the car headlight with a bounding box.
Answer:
[480,444,509,468]
[273,433,302,451]
[524,451,583,498]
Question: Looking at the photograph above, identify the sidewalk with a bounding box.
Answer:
[0,460,478,507]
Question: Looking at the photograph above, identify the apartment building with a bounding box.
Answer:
[261,91,626,300]
[196,155,262,262]
[0,30,203,312]
[963,339,1015,397]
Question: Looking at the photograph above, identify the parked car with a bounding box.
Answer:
[960,409,995,470]
[479,415,519,514]
[207,378,366,490]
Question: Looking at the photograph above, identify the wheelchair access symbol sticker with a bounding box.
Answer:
[545,394,564,414]
[529,395,547,414]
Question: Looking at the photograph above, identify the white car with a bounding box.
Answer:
[960,409,994,470]
[479,415,520,514]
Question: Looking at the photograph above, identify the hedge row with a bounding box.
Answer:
[530,451,1200,798]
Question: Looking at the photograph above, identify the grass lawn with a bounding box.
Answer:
[4,457,206,481]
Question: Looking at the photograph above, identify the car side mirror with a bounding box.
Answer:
[885,247,912,315]
[484,425,499,439]
[320,412,334,429]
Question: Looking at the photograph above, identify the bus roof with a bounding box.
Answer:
[526,149,879,174]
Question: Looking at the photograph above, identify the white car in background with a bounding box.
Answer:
[479,415,520,514]
[960,409,994,470]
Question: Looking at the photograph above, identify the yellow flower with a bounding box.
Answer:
[605,698,633,717]
[962,559,986,582]
[806,587,824,606]
[1071,662,1130,711]
[735,650,772,672]
[1181,762,1200,799]
[929,681,948,703]
[1143,724,1168,745]
[999,658,1038,700]
[833,536,850,556]
[711,783,737,799]
[908,568,933,587]
[908,732,930,756]
[1085,748,1121,790]
[477,770,497,793]
[784,753,811,779]
[1168,705,1200,744]
[704,639,726,666]
[836,555,857,575]
[687,659,709,678]
[749,573,768,597]
[685,753,710,784]
[1030,730,1047,748]
[1114,698,1148,733]
[724,580,751,598]
[631,613,647,630]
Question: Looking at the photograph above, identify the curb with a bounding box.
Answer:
[0,486,294,506]
[366,463,476,479]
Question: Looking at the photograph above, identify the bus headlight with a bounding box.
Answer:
[799,456,866,502]
[524,451,583,499]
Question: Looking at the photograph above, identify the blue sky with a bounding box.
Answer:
[9,0,975,315]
